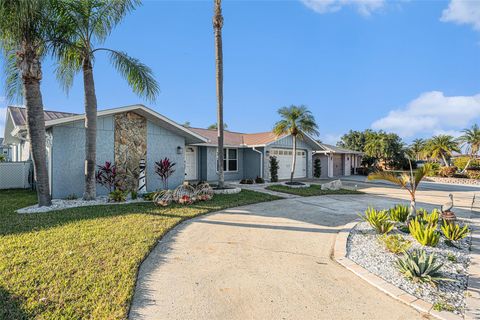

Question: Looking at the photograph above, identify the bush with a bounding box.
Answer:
[441,221,469,241]
[417,208,440,227]
[130,190,138,200]
[389,204,409,223]
[240,178,254,184]
[380,234,412,254]
[142,192,155,201]
[465,169,480,179]
[437,166,457,177]
[409,217,440,247]
[313,158,321,178]
[64,193,78,200]
[359,207,394,234]
[269,156,279,182]
[155,158,176,189]
[396,249,449,285]
[426,162,441,177]
[255,176,265,184]
[453,156,479,171]
[109,190,127,202]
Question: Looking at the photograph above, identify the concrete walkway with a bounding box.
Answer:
[129,193,441,320]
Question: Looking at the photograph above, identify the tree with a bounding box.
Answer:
[52,0,159,200]
[0,0,53,206]
[273,105,319,183]
[213,0,225,188]
[207,122,228,130]
[458,124,480,171]
[182,121,191,128]
[409,138,427,161]
[337,130,370,152]
[425,135,460,167]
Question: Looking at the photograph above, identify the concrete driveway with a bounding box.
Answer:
[129,188,468,320]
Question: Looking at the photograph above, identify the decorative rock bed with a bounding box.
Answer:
[346,221,471,315]
[212,187,242,195]
[425,176,480,186]
[17,197,146,214]
[281,182,310,188]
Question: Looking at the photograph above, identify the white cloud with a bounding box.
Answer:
[441,0,480,31]
[321,133,342,145]
[371,91,480,138]
[300,0,385,16]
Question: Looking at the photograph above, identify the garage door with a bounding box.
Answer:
[271,149,307,180]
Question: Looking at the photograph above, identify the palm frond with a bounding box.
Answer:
[368,171,408,188]
[2,49,22,102]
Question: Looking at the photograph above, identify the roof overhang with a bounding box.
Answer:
[264,132,324,150]
[44,104,208,145]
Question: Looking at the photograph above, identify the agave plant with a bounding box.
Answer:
[396,249,450,285]
[423,209,440,227]
[409,217,440,247]
[441,221,470,241]
[389,204,409,223]
[359,207,394,234]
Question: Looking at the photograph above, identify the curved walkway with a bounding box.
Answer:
[129,194,430,320]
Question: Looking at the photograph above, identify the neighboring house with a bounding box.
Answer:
[0,138,12,161]
[313,144,363,178]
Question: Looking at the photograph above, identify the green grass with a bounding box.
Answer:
[0,189,279,320]
[265,184,364,197]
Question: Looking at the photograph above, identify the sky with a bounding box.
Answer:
[1,0,480,145]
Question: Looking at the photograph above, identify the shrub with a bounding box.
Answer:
[433,302,456,312]
[409,217,440,247]
[453,156,479,171]
[269,156,279,182]
[389,204,409,223]
[446,253,457,263]
[441,221,469,241]
[396,249,449,285]
[438,166,457,177]
[426,162,441,176]
[255,176,265,184]
[155,158,176,189]
[380,234,412,254]
[130,190,138,200]
[313,158,321,178]
[96,161,118,192]
[142,192,155,201]
[65,193,78,200]
[240,178,254,184]
[465,169,480,179]
[359,207,394,234]
[109,190,127,202]
[420,208,440,227]
[0,154,5,162]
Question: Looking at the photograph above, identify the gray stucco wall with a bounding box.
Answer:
[146,120,186,191]
[243,148,262,179]
[51,116,114,199]
[199,146,245,181]
[313,153,329,179]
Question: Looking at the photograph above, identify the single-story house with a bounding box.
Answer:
[313,144,363,178]
[0,138,12,161]
[3,104,362,198]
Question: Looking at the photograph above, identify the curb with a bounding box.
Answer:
[333,220,468,320]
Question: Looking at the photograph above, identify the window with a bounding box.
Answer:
[218,148,238,172]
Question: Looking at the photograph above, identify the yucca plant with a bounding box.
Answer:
[380,234,412,254]
[422,209,440,227]
[441,221,470,241]
[396,249,450,285]
[359,207,394,234]
[389,204,409,223]
[409,217,440,247]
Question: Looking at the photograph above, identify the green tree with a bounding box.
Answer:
[207,122,228,130]
[0,0,53,206]
[337,129,372,152]
[52,0,159,200]
[273,105,319,183]
[458,124,480,171]
[409,138,427,161]
[425,135,460,167]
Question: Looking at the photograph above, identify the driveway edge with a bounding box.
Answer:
[333,220,465,320]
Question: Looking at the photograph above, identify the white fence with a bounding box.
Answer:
[0,161,31,189]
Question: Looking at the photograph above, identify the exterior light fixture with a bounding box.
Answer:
[177,146,183,154]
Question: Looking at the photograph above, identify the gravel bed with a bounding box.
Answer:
[347,221,471,315]
[17,196,147,214]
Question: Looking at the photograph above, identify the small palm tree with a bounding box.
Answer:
[425,135,460,167]
[0,0,53,206]
[368,164,432,220]
[410,138,426,161]
[52,0,159,200]
[273,105,319,183]
[458,124,480,171]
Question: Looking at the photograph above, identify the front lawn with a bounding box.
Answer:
[266,184,364,197]
[0,189,279,319]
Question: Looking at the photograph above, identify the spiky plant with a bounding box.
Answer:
[359,207,394,234]
[409,217,440,247]
[423,209,440,227]
[441,221,470,241]
[380,234,412,254]
[396,249,450,285]
[389,204,409,223]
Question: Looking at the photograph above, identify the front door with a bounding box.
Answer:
[185,146,197,180]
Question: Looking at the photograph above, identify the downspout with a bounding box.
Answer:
[252,147,263,178]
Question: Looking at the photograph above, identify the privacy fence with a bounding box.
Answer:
[0,161,32,189]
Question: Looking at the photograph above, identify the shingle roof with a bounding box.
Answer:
[8,106,78,127]
[320,143,363,154]
[189,128,297,147]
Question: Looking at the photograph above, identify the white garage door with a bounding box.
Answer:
[271,149,307,180]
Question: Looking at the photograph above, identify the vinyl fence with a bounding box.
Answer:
[0,161,32,189]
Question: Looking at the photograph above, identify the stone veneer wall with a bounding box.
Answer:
[425,176,480,185]
[114,112,147,191]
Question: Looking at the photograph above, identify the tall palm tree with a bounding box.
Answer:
[409,138,426,161]
[425,135,460,167]
[458,124,480,171]
[273,105,319,183]
[52,0,159,200]
[213,0,225,188]
[0,0,53,206]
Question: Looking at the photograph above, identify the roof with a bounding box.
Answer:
[318,143,363,155]
[189,128,245,146]
[8,106,78,127]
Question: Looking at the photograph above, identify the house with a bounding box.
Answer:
[3,104,362,199]
[313,144,363,178]
[0,138,12,161]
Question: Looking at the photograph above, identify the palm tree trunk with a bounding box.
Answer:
[290,135,297,183]
[213,0,224,188]
[82,58,97,200]
[441,154,449,167]
[20,46,51,206]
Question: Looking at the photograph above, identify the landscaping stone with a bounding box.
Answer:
[212,187,241,194]
[321,179,342,190]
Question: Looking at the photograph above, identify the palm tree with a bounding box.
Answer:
[458,124,480,171]
[409,138,426,161]
[0,0,53,206]
[52,0,159,200]
[368,164,432,220]
[425,135,460,167]
[273,105,319,183]
[213,0,225,188]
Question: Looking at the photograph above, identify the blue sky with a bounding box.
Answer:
[1,0,480,145]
